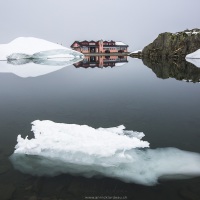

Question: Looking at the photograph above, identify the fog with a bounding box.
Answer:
[1,0,200,50]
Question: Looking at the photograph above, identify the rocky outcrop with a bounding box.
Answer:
[142,29,200,61]
[142,57,200,83]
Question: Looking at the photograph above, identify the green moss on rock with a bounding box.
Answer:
[142,28,200,60]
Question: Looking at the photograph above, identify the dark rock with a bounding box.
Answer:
[179,188,200,200]
[142,29,200,60]
[0,184,15,200]
[28,196,37,200]
[0,159,11,175]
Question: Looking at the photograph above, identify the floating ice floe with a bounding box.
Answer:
[0,37,83,78]
[186,49,200,68]
[10,120,200,186]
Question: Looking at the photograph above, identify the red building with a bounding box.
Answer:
[73,55,128,68]
[71,40,128,53]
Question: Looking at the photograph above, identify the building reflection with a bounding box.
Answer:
[74,55,128,68]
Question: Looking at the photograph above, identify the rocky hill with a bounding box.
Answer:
[142,29,200,60]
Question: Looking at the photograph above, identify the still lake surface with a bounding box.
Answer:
[0,57,200,199]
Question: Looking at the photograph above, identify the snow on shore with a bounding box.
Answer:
[186,49,200,59]
[0,37,82,60]
[129,50,142,54]
[10,120,200,186]
[186,49,200,68]
[186,58,200,68]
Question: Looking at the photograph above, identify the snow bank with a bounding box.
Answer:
[186,49,200,59]
[0,37,82,60]
[186,49,200,68]
[115,41,127,46]
[186,58,200,68]
[10,120,200,185]
[129,50,142,54]
[174,29,200,36]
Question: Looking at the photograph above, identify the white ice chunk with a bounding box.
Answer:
[14,120,149,157]
[10,120,200,186]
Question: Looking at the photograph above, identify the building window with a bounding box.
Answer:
[82,47,88,51]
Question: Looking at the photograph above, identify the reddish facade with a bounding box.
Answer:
[71,40,128,53]
[73,55,128,68]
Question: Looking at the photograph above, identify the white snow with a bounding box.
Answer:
[115,62,127,67]
[186,49,200,59]
[0,37,82,60]
[186,49,200,68]
[115,41,127,46]
[129,50,142,54]
[10,120,200,186]
[185,31,200,35]
[186,59,200,68]
[174,30,200,36]
[14,120,149,157]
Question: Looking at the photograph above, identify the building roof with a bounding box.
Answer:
[71,40,128,47]
[115,41,128,46]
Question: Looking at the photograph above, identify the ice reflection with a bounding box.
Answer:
[0,56,83,78]
[10,147,200,186]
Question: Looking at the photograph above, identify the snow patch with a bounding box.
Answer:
[186,49,200,68]
[186,49,200,59]
[129,50,142,54]
[115,41,127,46]
[115,62,127,67]
[0,37,82,60]
[186,58,200,68]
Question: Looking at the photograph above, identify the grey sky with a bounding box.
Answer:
[0,0,200,50]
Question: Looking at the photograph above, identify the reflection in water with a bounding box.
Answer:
[142,58,200,83]
[10,147,200,186]
[74,55,128,68]
[7,49,83,66]
[0,57,83,78]
[7,57,83,67]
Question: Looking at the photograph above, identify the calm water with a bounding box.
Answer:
[0,57,200,200]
